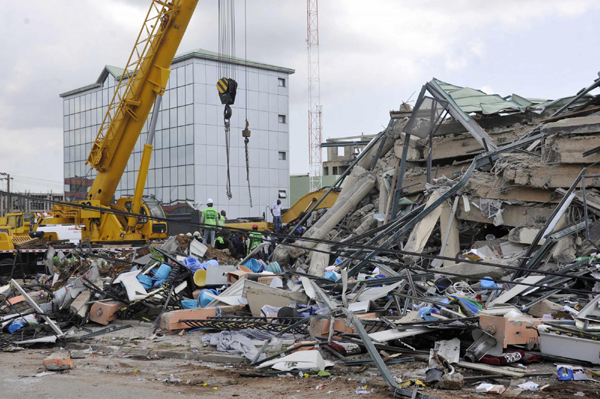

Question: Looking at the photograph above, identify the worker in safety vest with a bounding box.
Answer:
[201,198,219,246]
[247,224,263,256]
[219,210,226,228]
[214,230,228,250]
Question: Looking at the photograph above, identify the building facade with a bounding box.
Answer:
[1,192,64,216]
[60,49,294,219]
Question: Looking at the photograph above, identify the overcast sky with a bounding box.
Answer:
[1,0,599,193]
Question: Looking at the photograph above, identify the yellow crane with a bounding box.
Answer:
[39,0,199,243]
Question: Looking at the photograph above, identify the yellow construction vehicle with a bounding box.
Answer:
[225,188,339,232]
[0,212,38,249]
[36,0,200,244]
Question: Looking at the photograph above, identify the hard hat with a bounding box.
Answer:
[207,198,214,204]
[193,231,200,237]
[252,224,258,230]
[186,232,192,237]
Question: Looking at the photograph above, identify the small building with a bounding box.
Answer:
[60,48,294,219]
[322,134,376,176]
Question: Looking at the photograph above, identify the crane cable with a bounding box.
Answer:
[218,0,235,200]
[243,0,253,207]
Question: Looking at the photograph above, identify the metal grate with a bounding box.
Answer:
[180,316,309,334]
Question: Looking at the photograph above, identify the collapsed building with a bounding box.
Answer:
[275,75,600,278]
[4,74,600,398]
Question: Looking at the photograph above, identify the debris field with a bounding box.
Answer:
[4,75,600,398]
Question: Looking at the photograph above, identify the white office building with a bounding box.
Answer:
[60,48,294,218]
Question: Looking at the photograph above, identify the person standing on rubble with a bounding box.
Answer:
[271,199,283,233]
[200,198,219,246]
[219,210,227,227]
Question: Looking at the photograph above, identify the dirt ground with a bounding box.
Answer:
[1,350,599,399]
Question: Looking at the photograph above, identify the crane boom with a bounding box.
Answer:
[87,0,199,206]
[39,0,199,243]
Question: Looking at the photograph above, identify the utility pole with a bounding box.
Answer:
[307,0,323,192]
[0,173,13,214]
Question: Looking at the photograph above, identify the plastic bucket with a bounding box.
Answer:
[154,264,172,280]
[193,269,207,287]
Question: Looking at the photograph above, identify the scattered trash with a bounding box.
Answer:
[517,381,539,391]
[355,386,372,394]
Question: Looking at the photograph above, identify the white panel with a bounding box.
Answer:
[206,105,217,126]
[279,169,288,188]
[268,75,278,94]
[258,92,269,111]
[194,144,206,165]
[269,169,279,189]
[206,145,218,166]
[230,127,240,147]
[268,112,279,131]
[259,111,269,130]
[206,125,218,145]
[268,94,278,113]
[194,103,206,125]
[260,187,270,207]
[279,132,289,151]
[230,148,239,167]
[259,168,270,188]
[259,149,269,170]
[258,73,269,92]
[193,62,206,84]
[216,145,227,167]
[278,95,288,114]
[193,84,206,104]
[257,130,268,150]
[205,64,218,86]
[229,205,239,218]
[269,149,278,169]
[217,188,229,207]
[217,128,226,146]
[268,131,279,150]
[195,185,207,207]
[205,165,218,186]
[248,91,259,111]
[229,166,239,187]
[226,186,238,206]
[195,124,207,145]
[248,72,259,91]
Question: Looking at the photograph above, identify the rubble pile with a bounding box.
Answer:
[4,76,600,398]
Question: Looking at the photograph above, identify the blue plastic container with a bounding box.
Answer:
[199,289,219,308]
[136,274,153,290]
[242,258,264,273]
[154,264,172,280]
[181,299,199,309]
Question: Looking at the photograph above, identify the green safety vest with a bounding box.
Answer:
[215,236,224,245]
[202,207,219,227]
[248,231,262,253]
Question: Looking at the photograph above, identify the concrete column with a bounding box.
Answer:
[302,173,376,250]
[308,243,331,276]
